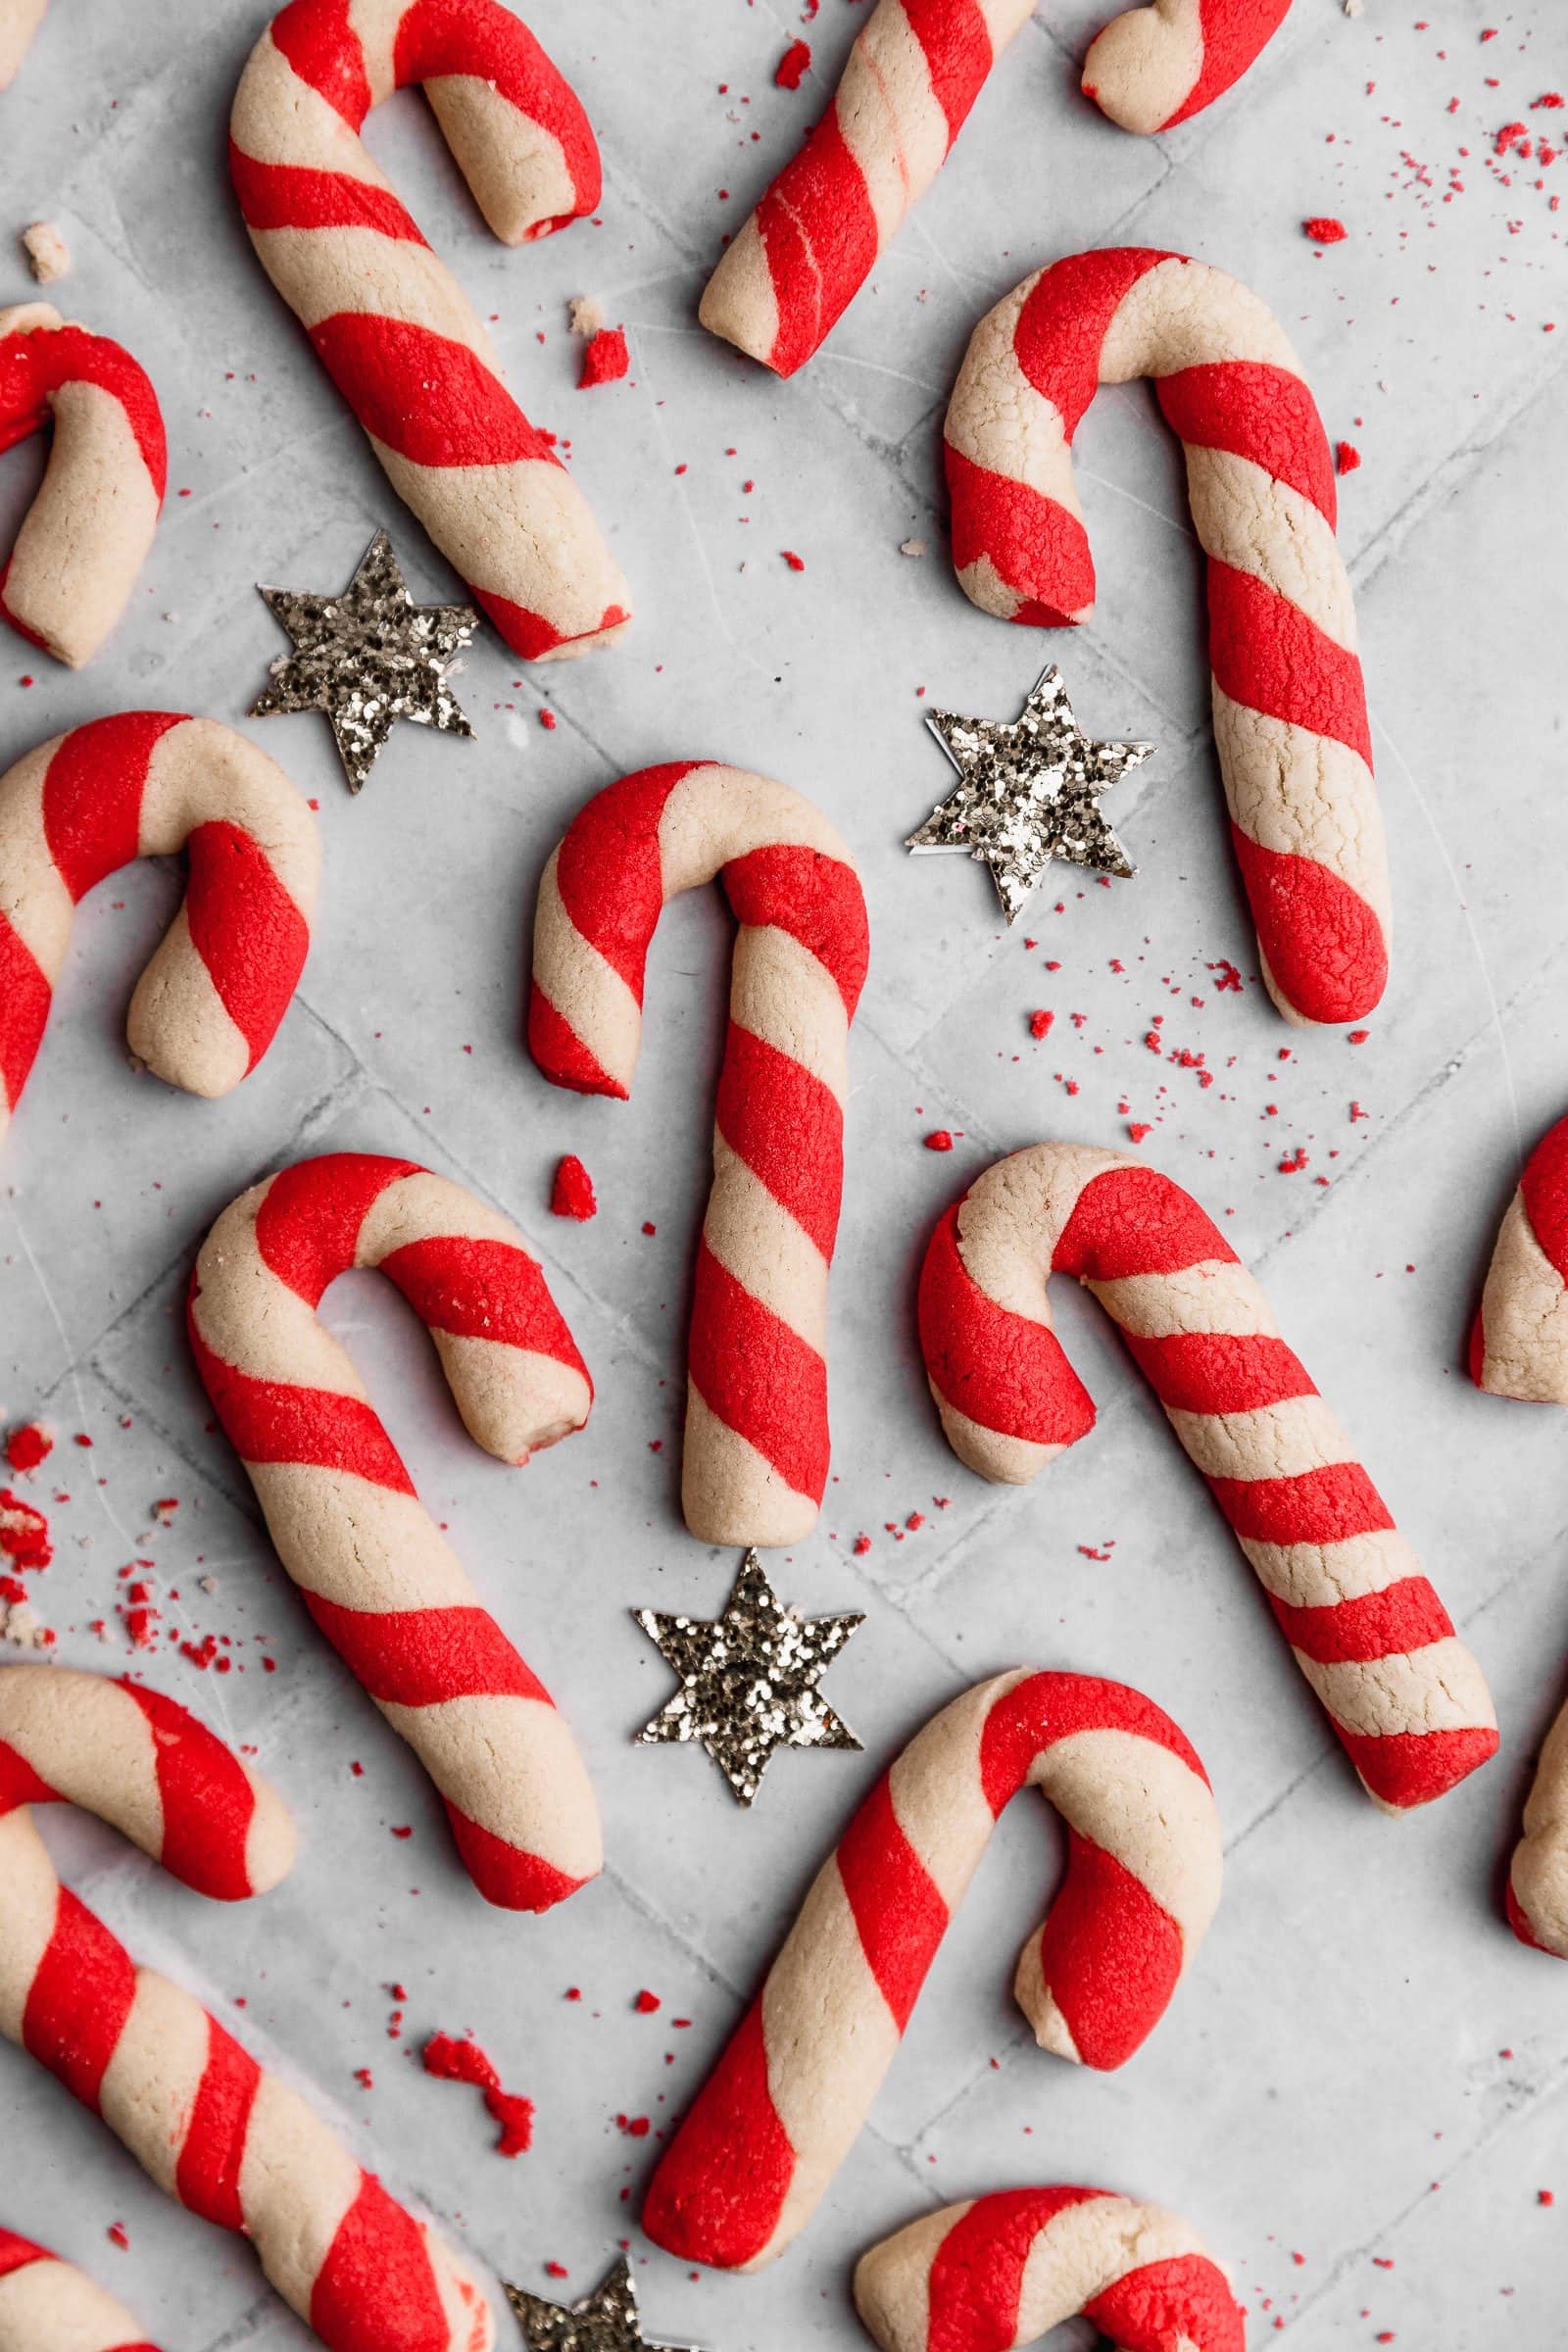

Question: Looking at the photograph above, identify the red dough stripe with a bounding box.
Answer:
[979,1669,1211,1795]
[1227,824,1391,1029]
[184,820,313,1070]
[1207,560,1373,769]
[755,114,880,379]
[925,2186,1106,2352]
[1207,1460,1394,1547]
[918,1204,1099,1449]
[189,1332,418,1496]
[548,762,688,998]
[0,2231,48,2278]
[41,712,182,901]
[716,1025,845,1260]
[22,1888,136,2113]
[308,314,560,469]
[226,143,428,242]
[1086,2251,1248,2348]
[175,2015,262,2231]
[393,0,601,214]
[1157,361,1337,524]
[1121,1330,1316,1414]
[0,919,51,1116]
[0,318,168,495]
[255,1153,417,1298]
[723,844,870,1016]
[303,1595,552,1707]
[944,442,1089,623]
[836,1775,952,2031]
[384,1236,590,1374]
[308,2172,452,2350]
[1011,249,1176,429]
[689,1243,831,1502]
[1269,1577,1454,1666]
[1519,1116,1568,1282]
[644,2000,796,2274]
[122,1681,260,1899]
[270,0,372,122]
[1167,0,1296,124]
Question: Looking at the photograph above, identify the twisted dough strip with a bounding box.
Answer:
[701,0,1034,375]
[188,1151,600,1910]
[530,761,868,1545]
[0,1665,492,2352]
[856,2186,1245,2352]
[0,712,318,1152]
[919,1142,1498,1813]
[0,2230,161,2352]
[230,0,629,660]
[0,2,47,89]
[944,247,1387,1027]
[643,1668,1221,2271]
[1083,0,1293,134]
[0,302,166,665]
[1469,1111,1568,1956]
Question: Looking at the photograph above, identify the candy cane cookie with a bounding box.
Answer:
[530,762,868,1545]
[230,0,630,661]
[855,2187,1245,2352]
[1082,0,1293,134]
[0,2230,162,2352]
[188,1152,600,1911]
[642,1669,1221,2271]
[0,1665,494,2352]
[0,302,166,665]
[1469,1113,1568,1956]
[0,712,318,1154]
[944,248,1386,1027]
[700,0,1036,376]
[919,1144,1498,1813]
[0,2,47,89]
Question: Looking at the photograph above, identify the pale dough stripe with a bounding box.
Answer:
[0,302,165,668]
[229,3,629,662]
[917,1142,1498,1814]
[699,0,1037,376]
[855,2186,1243,2352]
[943,247,1391,1028]
[0,1665,492,2352]
[0,713,318,1151]
[529,761,868,1548]
[187,1153,601,1909]
[642,1668,1222,2271]
[1469,1113,1568,1958]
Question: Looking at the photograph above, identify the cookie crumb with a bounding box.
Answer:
[568,295,606,337]
[776,39,811,88]
[21,221,71,283]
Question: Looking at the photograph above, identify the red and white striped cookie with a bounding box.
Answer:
[530,762,869,1546]
[0,2,47,89]
[188,1152,600,1912]
[919,1143,1498,1813]
[1082,0,1293,134]
[700,0,1036,377]
[0,2229,161,2352]
[855,2186,1245,2352]
[230,0,629,662]
[944,248,1386,1028]
[0,712,318,1152]
[1469,1112,1568,1957]
[0,302,166,666]
[0,1665,494,2352]
[642,1668,1221,2271]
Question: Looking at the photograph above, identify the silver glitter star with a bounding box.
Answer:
[506,2258,699,2352]
[907,664,1155,922]
[633,1549,863,1805]
[250,530,477,794]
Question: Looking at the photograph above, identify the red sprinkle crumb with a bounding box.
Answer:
[107,2223,129,2252]
[423,2033,534,2158]
[616,2114,652,2138]
[780,550,805,571]
[1128,1122,1153,1145]
[1335,439,1361,474]
[1029,1009,1054,1039]
[546,2263,569,2279]
[551,1154,598,1221]
[578,326,629,389]
[775,38,810,88]
[923,1130,955,1152]
[539,709,557,730]
[635,1989,662,2014]
[1303,216,1348,243]
[853,1533,871,1555]
[4,1423,52,1474]
[1540,2189,1555,2207]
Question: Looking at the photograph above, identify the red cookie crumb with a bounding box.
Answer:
[634,1989,662,2014]
[579,326,629,388]
[923,1130,955,1152]
[4,1422,52,1474]
[775,38,810,88]
[780,549,806,571]
[551,1154,598,1221]
[1335,439,1361,474]
[1303,216,1348,243]
[1029,1009,1054,1039]
[0,1490,51,1571]
[423,2032,534,2158]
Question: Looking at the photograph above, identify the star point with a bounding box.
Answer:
[250,529,478,794]
[907,664,1154,921]
[505,2256,698,2352]
[633,1549,864,1805]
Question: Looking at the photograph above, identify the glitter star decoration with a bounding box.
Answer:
[906,664,1155,922]
[633,1549,864,1805]
[250,529,478,794]
[506,2258,699,2352]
